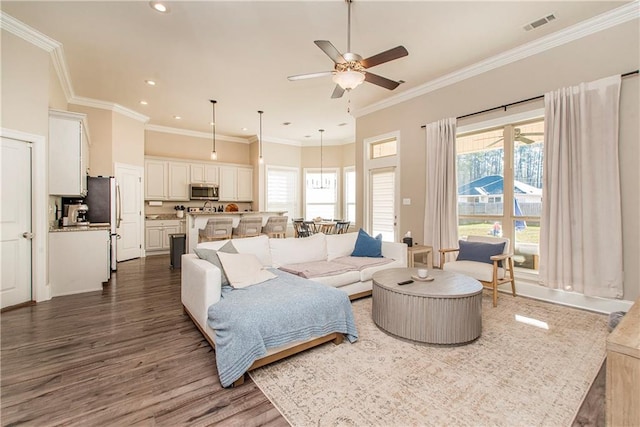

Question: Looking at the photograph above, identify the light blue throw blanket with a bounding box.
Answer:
[207,269,358,387]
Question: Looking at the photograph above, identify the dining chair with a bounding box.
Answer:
[198,217,233,242]
[334,220,350,234]
[293,219,313,238]
[232,216,263,238]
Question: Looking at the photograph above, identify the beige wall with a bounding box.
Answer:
[69,105,113,176]
[1,31,49,137]
[113,113,144,168]
[356,21,640,300]
[145,130,251,165]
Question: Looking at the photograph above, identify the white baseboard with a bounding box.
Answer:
[498,278,634,314]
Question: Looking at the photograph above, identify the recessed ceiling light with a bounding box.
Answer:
[241,127,248,131]
[174,115,181,120]
[139,100,148,105]
[145,79,156,86]
[149,1,170,13]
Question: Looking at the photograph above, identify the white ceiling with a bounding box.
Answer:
[1,1,629,145]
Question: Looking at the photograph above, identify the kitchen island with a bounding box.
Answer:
[186,211,287,253]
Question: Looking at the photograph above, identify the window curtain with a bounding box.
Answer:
[424,118,458,267]
[540,75,623,298]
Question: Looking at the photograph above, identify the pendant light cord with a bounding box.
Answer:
[319,129,325,188]
[210,99,217,156]
[258,110,263,160]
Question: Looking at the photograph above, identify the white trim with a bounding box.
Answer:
[0,128,50,303]
[145,124,248,144]
[343,166,356,223]
[498,277,634,314]
[70,97,149,124]
[457,108,545,135]
[353,1,640,118]
[0,11,59,51]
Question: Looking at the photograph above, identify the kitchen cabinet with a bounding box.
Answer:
[145,159,167,200]
[219,165,253,201]
[190,163,219,185]
[49,110,90,197]
[49,230,110,296]
[145,219,185,253]
[168,162,190,200]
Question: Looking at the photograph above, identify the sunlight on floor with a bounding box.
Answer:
[515,314,549,329]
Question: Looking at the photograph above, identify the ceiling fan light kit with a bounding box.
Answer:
[288,0,408,98]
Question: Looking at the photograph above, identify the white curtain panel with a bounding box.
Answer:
[424,118,459,267]
[540,75,623,298]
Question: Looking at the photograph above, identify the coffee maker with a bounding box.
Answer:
[65,203,89,226]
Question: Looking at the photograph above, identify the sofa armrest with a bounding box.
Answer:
[181,254,222,332]
[381,241,408,267]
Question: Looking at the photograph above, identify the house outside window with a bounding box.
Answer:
[266,166,299,220]
[304,168,338,220]
[456,119,544,271]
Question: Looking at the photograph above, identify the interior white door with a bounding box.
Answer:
[115,163,143,261]
[1,137,32,308]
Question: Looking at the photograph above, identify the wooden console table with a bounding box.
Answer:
[407,244,433,269]
[606,297,640,426]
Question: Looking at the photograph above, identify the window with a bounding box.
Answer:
[304,168,338,220]
[370,167,395,241]
[344,167,356,223]
[370,139,397,159]
[266,166,299,220]
[457,119,543,271]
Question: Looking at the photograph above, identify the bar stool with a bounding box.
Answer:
[262,216,288,238]
[232,216,263,238]
[198,217,233,242]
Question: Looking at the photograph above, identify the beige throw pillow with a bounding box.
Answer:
[216,252,276,289]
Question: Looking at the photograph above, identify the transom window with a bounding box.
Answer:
[370,139,397,159]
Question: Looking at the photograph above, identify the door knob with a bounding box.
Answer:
[22,232,34,240]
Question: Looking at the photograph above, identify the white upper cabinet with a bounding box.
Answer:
[218,166,237,201]
[190,163,219,185]
[49,110,89,196]
[145,159,167,200]
[168,162,190,200]
[237,167,253,201]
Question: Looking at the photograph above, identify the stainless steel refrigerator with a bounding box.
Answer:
[85,176,118,271]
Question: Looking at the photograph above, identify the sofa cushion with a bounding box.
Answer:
[359,258,405,282]
[332,256,393,271]
[457,240,505,265]
[193,240,238,287]
[443,260,505,282]
[229,234,273,267]
[351,228,383,258]
[279,260,355,279]
[217,252,276,288]
[326,232,358,261]
[269,233,327,268]
[310,270,361,288]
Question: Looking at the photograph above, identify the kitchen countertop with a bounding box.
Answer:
[145,214,187,221]
[187,211,286,216]
[49,224,111,232]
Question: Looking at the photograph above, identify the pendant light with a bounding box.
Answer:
[319,128,325,189]
[258,110,264,164]
[210,99,217,160]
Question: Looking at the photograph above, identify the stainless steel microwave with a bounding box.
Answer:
[190,183,219,200]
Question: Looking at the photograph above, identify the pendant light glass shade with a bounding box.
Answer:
[258,110,264,164]
[210,99,217,160]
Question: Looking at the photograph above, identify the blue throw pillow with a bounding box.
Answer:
[456,240,505,265]
[351,228,383,258]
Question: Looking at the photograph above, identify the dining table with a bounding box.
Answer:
[306,220,337,235]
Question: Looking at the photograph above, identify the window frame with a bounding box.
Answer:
[303,167,340,220]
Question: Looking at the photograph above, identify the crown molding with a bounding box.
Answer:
[0,11,59,51]
[69,96,150,123]
[145,124,249,144]
[353,1,640,118]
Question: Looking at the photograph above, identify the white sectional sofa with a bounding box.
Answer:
[181,232,407,385]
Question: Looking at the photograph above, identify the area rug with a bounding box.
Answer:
[249,295,608,427]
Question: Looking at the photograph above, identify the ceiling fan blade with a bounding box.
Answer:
[488,137,505,147]
[361,46,409,69]
[331,84,345,99]
[288,71,334,81]
[314,40,346,64]
[522,132,544,136]
[364,72,400,90]
[518,136,536,144]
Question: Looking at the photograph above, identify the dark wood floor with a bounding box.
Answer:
[1,255,605,426]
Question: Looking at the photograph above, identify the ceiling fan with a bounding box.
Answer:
[488,128,544,147]
[287,0,408,99]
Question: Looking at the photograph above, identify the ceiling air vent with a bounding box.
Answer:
[523,13,557,31]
